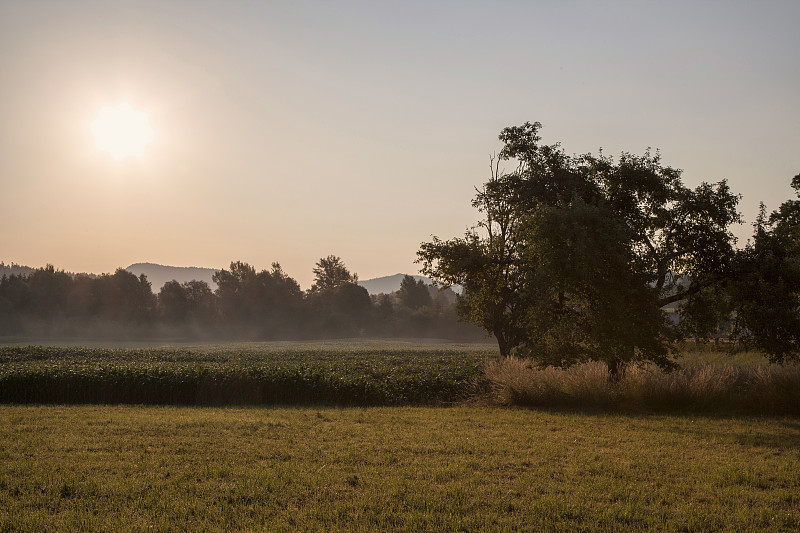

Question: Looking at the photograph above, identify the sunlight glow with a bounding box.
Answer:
[90,103,155,159]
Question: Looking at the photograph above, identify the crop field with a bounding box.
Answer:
[3,341,800,414]
[0,341,494,406]
[1,405,799,532]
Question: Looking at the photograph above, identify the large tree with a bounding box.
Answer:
[213,261,303,337]
[158,279,217,326]
[96,269,156,325]
[305,256,371,338]
[418,122,741,374]
[397,275,432,311]
[730,175,800,360]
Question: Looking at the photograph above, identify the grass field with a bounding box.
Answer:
[1,405,799,532]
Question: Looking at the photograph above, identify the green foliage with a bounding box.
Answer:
[731,175,800,360]
[397,275,432,311]
[0,345,489,406]
[309,255,358,293]
[519,199,672,372]
[0,266,156,334]
[305,282,373,338]
[23,265,73,320]
[97,269,156,324]
[158,279,216,325]
[303,256,373,337]
[0,258,484,341]
[419,122,741,374]
[212,261,304,337]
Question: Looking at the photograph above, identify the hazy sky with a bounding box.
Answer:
[2,1,798,288]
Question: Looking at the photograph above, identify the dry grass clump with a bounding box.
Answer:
[484,356,800,414]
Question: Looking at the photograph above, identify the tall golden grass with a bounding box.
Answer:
[484,356,800,414]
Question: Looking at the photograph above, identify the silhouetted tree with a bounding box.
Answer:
[730,175,800,360]
[182,279,217,325]
[96,269,156,324]
[305,256,370,337]
[309,255,357,293]
[213,261,303,338]
[158,279,218,331]
[213,261,258,325]
[397,275,432,311]
[26,265,73,320]
[0,274,28,333]
[419,122,741,376]
[158,280,191,324]
[255,263,304,337]
[66,274,99,319]
[306,282,372,337]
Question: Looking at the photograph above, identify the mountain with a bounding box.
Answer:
[4,261,452,296]
[357,273,434,295]
[125,263,220,291]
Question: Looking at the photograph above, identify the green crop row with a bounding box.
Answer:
[0,345,492,406]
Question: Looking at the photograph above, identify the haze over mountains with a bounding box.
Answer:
[355,274,433,295]
[125,264,435,295]
[125,263,219,292]
[2,262,436,296]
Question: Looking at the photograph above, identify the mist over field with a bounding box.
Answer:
[0,258,478,343]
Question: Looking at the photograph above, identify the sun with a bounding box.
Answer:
[90,103,155,159]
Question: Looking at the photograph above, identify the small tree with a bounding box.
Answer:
[309,255,358,293]
[397,275,432,311]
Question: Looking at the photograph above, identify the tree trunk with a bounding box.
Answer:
[606,358,626,382]
[496,333,511,357]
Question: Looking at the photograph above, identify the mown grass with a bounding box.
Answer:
[1,405,799,532]
[0,344,491,406]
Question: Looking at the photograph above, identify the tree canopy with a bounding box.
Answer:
[730,175,800,361]
[309,255,358,293]
[398,275,432,311]
[419,122,742,374]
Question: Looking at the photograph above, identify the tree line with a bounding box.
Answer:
[0,256,483,341]
[419,122,800,376]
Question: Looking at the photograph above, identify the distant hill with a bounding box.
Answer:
[0,262,35,278]
[4,262,456,296]
[125,263,220,291]
[357,273,434,295]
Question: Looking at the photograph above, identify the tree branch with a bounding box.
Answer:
[658,281,704,307]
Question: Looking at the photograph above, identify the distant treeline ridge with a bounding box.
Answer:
[0,256,483,341]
